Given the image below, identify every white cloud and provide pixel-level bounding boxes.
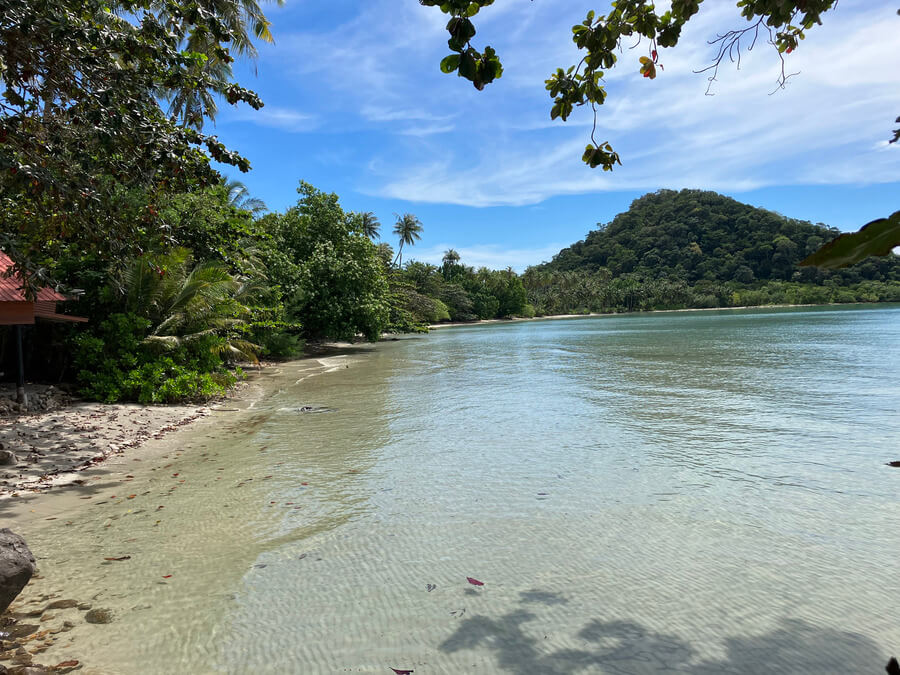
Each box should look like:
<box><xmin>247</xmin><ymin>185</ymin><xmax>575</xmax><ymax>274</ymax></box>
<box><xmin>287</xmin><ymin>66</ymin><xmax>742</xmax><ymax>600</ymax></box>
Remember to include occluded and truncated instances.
<box><xmin>228</xmin><ymin>105</ymin><xmax>318</xmax><ymax>132</ymax></box>
<box><xmin>361</xmin><ymin>0</ymin><xmax>899</xmax><ymax>206</ymax></box>
<box><xmin>408</xmin><ymin>242</ymin><xmax>568</xmax><ymax>272</ymax></box>
<box><xmin>256</xmin><ymin>0</ymin><xmax>900</xmax><ymax>207</ymax></box>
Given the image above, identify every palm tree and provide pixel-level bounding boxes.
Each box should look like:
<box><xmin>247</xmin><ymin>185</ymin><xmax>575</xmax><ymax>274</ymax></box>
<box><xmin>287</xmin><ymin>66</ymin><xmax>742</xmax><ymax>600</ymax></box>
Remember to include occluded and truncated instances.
<box><xmin>392</xmin><ymin>213</ymin><xmax>423</xmax><ymax>267</ymax></box>
<box><xmin>225</xmin><ymin>178</ymin><xmax>267</xmax><ymax>216</ymax></box>
<box><xmin>442</xmin><ymin>248</ymin><xmax>460</xmax><ymax>279</ymax></box>
<box><xmin>360</xmin><ymin>212</ymin><xmax>381</xmax><ymax>240</ymax></box>
<box><xmin>120</xmin><ymin>248</ymin><xmax>259</xmax><ymax>362</ymax></box>
<box><xmin>157</xmin><ymin>0</ymin><xmax>281</xmax><ymax>128</ymax></box>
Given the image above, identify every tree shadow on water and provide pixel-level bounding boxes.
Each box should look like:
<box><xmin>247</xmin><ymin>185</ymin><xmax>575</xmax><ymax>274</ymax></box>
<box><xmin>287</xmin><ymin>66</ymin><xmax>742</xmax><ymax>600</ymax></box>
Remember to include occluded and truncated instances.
<box><xmin>439</xmin><ymin>590</ymin><xmax>889</xmax><ymax>674</ymax></box>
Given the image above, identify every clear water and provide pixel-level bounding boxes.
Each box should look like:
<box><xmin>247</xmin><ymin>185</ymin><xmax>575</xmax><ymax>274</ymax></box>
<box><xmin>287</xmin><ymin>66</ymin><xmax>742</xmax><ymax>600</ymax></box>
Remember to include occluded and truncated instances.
<box><xmin>6</xmin><ymin>305</ymin><xmax>900</xmax><ymax>674</ymax></box>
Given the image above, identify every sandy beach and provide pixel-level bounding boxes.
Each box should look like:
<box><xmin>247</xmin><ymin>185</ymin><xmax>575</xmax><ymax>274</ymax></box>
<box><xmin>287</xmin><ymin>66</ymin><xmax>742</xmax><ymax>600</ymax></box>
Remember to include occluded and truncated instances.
<box><xmin>0</xmin><ymin>377</ymin><xmax>266</xmax><ymax>502</ymax></box>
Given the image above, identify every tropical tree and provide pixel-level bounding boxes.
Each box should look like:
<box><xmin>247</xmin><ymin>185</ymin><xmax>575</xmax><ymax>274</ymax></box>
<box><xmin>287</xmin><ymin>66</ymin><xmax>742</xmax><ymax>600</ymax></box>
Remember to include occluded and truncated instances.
<box><xmin>393</xmin><ymin>213</ymin><xmax>424</xmax><ymax>267</ymax></box>
<box><xmin>159</xmin><ymin>0</ymin><xmax>280</xmax><ymax>128</ymax></box>
<box><xmin>225</xmin><ymin>179</ymin><xmax>268</xmax><ymax>216</ymax></box>
<box><xmin>442</xmin><ymin>248</ymin><xmax>462</xmax><ymax>280</ymax></box>
<box><xmin>119</xmin><ymin>248</ymin><xmax>259</xmax><ymax>361</ymax></box>
<box><xmin>359</xmin><ymin>212</ymin><xmax>382</xmax><ymax>240</ymax></box>
<box><xmin>0</xmin><ymin>0</ymin><xmax>263</xmax><ymax>288</ymax></box>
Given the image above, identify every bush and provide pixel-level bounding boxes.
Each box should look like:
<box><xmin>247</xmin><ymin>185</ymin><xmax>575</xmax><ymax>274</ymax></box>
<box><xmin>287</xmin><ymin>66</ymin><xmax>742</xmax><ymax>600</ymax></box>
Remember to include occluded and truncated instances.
<box><xmin>71</xmin><ymin>312</ymin><xmax>238</xmax><ymax>403</ymax></box>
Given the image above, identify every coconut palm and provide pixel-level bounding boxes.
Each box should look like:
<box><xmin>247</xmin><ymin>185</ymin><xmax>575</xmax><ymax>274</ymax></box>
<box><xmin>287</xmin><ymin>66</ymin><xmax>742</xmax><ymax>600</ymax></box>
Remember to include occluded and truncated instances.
<box><xmin>120</xmin><ymin>248</ymin><xmax>259</xmax><ymax>362</ymax></box>
<box><xmin>225</xmin><ymin>178</ymin><xmax>267</xmax><ymax>216</ymax></box>
<box><xmin>392</xmin><ymin>213</ymin><xmax>423</xmax><ymax>267</ymax></box>
<box><xmin>360</xmin><ymin>212</ymin><xmax>381</xmax><ymax>240</ymax></box>
<box><xmin>156</xmin><ymin>0</ymin><xmax>281</xmax><ymax>128</ymax></box>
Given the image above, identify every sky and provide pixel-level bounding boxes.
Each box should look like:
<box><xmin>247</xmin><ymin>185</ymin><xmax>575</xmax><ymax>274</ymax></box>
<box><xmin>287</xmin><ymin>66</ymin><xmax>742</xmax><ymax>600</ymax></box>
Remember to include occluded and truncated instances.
<box><xmin>213</xmin><ymin>0</ymin><xmax>900</xmax><ymax>271</ymax></box>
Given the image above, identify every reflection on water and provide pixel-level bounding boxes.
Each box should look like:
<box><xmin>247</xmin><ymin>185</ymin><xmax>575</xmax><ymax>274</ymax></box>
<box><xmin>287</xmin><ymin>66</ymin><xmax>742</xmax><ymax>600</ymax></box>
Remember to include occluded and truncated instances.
<box><xmin>8</xmin><ymin>306</ymin><xmax>900</xmax><ymax>674</ymax></box>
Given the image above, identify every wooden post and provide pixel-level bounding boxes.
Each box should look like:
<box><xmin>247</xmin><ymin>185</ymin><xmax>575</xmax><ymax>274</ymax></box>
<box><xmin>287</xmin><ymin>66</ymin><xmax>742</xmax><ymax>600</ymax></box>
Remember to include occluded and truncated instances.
<box><xmin>14</xmin><ymin>325</ymin><xmax>26</xmax><ymax>408</ymax></box>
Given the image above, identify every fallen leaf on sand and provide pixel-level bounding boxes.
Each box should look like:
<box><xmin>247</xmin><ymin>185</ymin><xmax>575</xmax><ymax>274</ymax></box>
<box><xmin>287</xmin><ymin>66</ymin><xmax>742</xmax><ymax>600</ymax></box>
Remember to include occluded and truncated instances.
<box><xmin>55</xmin><ymin>660</ymin><xmax>79</xmax><ymax>669</ymax></box>
<box><xmin>127</xmin><ymin>494</ymin><xmax>136</xmax><ymax>499</ymax></box>
<box><xmin>104</xmin><ymin>556</ymin><xmax>131</xmax><ymax>561</ymax></box>
<box><xmin>162</xmin><ymin>575</ymin><xmax>173</xmax><ymax>579</ymax></box>
<box><xmin>467</xmin><ymin>577</ymin><xmax>484</xmax><ymax>586</ymax></box>
<box><xmin>390</xmin><ymin>669</ymin><xmax>414</xmax><ymax>674</ymax></box>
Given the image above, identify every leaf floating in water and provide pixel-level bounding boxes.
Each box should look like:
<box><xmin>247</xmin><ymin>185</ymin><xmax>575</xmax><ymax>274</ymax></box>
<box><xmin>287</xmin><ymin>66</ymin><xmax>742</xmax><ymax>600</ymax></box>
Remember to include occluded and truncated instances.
<box><xmin>104</xmin><ymin>556</ymin><xmax>131</xmax><ymax>561</ymax></box>
<box><xmin>466</xmin><ymin>577</ymin><xmax>484</xmax><ymax>586</ymax></box>
<box><xmin>390</xmin><ymin>669</ymin><xmax>414</xmax><ymax>674</ymax></box>
<box><xmin>162</xmin><ymin>574</ymin><xmax>173</xmax><ymax>579</ymax></box>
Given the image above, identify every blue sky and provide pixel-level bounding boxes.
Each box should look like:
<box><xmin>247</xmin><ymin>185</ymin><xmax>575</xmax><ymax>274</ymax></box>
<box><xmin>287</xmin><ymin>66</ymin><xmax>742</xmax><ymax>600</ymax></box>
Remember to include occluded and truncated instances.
<box><xmin>214</xmin><ymin>0</ymin><xmax>900</xmax><ymax>270</ymax></box>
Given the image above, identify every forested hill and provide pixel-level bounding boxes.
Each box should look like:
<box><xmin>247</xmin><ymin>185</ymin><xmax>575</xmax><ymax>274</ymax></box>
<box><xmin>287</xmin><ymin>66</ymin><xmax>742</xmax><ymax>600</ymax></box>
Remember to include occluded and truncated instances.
<box><xmin>541</xmin><ymin>189</ymin><xmax>900</xmax><ymax>284</ymax></box>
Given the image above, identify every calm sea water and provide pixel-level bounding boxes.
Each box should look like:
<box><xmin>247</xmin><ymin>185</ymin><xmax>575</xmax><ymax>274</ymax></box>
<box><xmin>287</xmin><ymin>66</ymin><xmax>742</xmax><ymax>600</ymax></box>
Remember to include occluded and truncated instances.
<box><xmin>9</xmin><ymin>305</ymin><xmax>900</xmax><ymax>674</ymax></box>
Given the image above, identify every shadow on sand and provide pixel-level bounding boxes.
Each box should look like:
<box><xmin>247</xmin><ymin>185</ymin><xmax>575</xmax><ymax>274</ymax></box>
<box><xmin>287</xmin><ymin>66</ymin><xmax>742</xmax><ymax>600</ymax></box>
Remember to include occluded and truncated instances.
<box><xmin>439</xmin><ymin>588</ymin><xmax>891</xmax><ymax>674</ymax></box>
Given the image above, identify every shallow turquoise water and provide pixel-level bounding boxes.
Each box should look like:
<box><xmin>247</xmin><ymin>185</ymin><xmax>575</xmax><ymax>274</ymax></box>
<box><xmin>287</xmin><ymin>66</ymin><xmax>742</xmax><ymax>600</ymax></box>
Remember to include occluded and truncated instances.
<box><xmin>10</xmin><ymin>305</ymin><xmax>900</xmax><ymax>673</ymax></box>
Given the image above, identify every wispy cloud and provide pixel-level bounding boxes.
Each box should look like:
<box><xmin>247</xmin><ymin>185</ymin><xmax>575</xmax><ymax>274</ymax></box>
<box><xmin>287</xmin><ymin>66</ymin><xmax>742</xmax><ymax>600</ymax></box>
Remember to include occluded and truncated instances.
<box><xmin>228</xmin><ymin>105</ymin><xmax>318</xmax><ymax>133</ymax></box>
<box><xmin>408</xmin><ymin>242</ymin><xmax>568</xmax><ymax>272</ymax></box>
<box><xmin>245</xmin><ymin>0</ymin><xmax>899</xmax><ymax>210</ymax></box>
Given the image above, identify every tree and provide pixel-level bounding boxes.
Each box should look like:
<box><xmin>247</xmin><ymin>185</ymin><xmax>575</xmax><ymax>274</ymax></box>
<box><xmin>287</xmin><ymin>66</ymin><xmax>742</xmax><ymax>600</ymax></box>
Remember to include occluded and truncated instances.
<box><xmin>225</xmin><ymin>179</ymin><xmax>268</xmax><ymax>217</ymax></box>
<box><xmin>393</xmin><ymin>213</ymin><xmax>424</xmax><ymax>267</ymax></box>
<box><xmin>266</xmin><ymin>182</ymin><xmax>389</xmax><ymax>341</ymax></box>
<box><xmin>163</xmin><ymin>0</ymin><xmax>279</xmax><ymax>128</ymax></box>
<box><xmin>0</xmin><ymin>0</ymin><xmax>264</xmax><ymax>288</ymax></box>
<box><xmin>359</xmin><ymin>212</ymin><xmax>382</xmax><ymax>240</ymax></box>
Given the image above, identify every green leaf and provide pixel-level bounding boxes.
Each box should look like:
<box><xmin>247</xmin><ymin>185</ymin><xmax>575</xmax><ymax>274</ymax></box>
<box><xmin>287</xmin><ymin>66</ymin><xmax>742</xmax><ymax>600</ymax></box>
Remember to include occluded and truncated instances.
<box><xmin>440</xmin><ymin>54</ymin><xmax>460</xmax><ymax>73</ymax></box>
<box><xmin>799</xmin><ymin>211</ymin><xmax>900</xmax><ymax>269</ymax></box>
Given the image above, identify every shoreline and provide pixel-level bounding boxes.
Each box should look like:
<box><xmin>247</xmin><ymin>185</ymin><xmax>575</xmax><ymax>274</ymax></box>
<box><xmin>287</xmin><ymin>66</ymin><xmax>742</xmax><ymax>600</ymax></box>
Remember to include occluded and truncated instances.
<box><xmin>427</xmin><ymin>301</ymin><xmax>885</xmax><ymax>329</ymax></box>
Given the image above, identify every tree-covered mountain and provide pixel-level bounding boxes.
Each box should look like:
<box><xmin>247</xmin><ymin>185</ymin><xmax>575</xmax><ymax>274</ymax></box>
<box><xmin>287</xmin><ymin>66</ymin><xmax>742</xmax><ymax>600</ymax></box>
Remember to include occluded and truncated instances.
<box><xmin>542</xmin><ymin>190</ymin><xmax>900</xmax><ymax>285</ymax></box>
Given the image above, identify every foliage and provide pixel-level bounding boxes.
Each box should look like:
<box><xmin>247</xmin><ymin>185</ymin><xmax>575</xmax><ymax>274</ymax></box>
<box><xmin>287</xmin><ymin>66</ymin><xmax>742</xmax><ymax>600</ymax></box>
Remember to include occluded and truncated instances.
<box><xmin>118</xmin><ymin>248</ymin><xmax>259</xmax><ymax>362</ymax></box>
<box><xmin>800</xmin><ymin>211</ymin><xmax>900</xmax><ymax>269</ymax></box>
<box><xmin>0</xmin><ymin>0</ymin><xmax>264</xmax><ymax>288</ymax></box>
<box><xmin>542</xmin><ymin>190</ymin><xmax>900</xmax><ymax>286</ymax></box>
<box><xmin>392</xmin><ymin>213</ymin><xmax>424</xmax><ymax>267</ymax></box>
<box><xmin>265</xmin><ymin>182</ymin><xmax>390</xmax><ymax>341</ymax></box>
<box><xmin>71</xmin><ymin>312</ymin><xmax>237</xmax><ymax>403</ymax></box>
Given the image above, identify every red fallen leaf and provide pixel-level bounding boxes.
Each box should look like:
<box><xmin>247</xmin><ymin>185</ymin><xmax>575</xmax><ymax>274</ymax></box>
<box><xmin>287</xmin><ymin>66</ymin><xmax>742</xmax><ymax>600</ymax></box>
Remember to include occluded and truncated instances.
<box><xmin>162</xmin><ymin>574</ymin><xmax>173</xmax><ymax>579</ymax></box>
<box><xmin>467</xmin><ymin>577</ymin><xmax>484</xmax><ymax>586</ymax></box>
<box><xmin>55</xmin><ymin>660</ymin><xmax>79</xmax><ymax>668</ymax></box>
<box><xmin>390</xmin><ymin>669</ymin><xmax>413</xmax><ymax>674</ymax></box>
<box><xmin>104</xmin><ymin>556</ymin><xmax>131</xmax><ymax>561</ymax></box>
<box><xmin>127</xmin><ymin>494</ymin><xmax>136</xmax><ymax>499</ymax></box>
<box><xmin>301</xmin><ymin>482</ymin><xmax>308</xmax><ymax>486</ymax></box>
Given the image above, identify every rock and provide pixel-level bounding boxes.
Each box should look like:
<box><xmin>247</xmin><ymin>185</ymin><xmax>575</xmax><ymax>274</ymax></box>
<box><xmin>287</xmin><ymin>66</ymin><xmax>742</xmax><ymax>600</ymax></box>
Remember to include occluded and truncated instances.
<box><xmin>44</xmin><ymin>600</ymin><xmax>77</xmax><ymax>611</ymax></box>
<box><xmin>76</xmin><ymin>604</ymin><xmax>91</xmax><ymax>611</ymax></box>
<box><xmin>0</xmin><ymin>451</ymin><xmax>16</xmax><ymax>467</ymax></box>
<box><xmin>0</xmin><ymin>531</ymin><xmax>35</xmax><ymax>615</ymax></box>
<box><xmin>8</xmin><ymin>667</ymin><xmax>50</xmax><ymax>675</ymax></box>
<box><xmin>84</xmin><ymin>608</ymin><xmax>112</xmax><ymax>624</ymax></box>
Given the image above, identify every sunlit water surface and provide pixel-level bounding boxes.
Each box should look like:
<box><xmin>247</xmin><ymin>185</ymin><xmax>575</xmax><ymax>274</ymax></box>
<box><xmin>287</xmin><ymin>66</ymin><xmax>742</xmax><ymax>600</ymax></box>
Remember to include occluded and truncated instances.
<box><xmin>8</xmin><ymin>305</ymin><xmax>900</xmax><ymax>674</ymax></box>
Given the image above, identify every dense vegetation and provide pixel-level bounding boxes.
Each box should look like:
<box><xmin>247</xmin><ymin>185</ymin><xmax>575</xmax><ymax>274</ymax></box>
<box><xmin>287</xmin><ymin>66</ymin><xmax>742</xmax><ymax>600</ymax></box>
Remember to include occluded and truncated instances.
<box><xmin>522</xmin><ymin>190</ymin><xmax>900</xmax><ymax>315</ymax></box>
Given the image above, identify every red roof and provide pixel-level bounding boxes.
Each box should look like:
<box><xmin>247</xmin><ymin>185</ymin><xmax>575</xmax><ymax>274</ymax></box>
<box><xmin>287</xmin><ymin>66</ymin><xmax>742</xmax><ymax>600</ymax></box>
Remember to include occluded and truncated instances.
<box><xmin>0</xmin><ymin>252</ymin><xmax>68</xmax><ymax>302</ymax></box>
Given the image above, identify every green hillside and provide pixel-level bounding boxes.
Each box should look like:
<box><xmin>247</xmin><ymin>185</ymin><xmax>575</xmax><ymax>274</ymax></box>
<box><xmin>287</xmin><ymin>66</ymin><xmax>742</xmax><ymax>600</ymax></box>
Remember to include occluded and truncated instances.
<box><xmin>543</xmin><ymin>189</ymin><xmax>900</xmax><ymax>285</ymax></box>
